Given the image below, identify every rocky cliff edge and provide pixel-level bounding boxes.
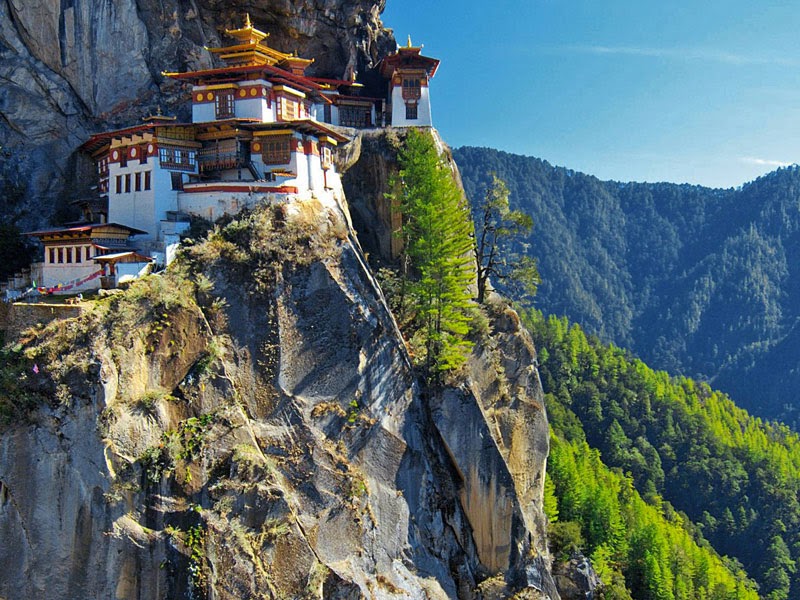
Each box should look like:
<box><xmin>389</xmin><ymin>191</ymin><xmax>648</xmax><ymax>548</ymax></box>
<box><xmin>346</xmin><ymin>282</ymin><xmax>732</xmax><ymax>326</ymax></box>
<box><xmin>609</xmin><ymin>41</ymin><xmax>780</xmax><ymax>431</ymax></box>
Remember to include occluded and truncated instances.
<box><xmin>0</xmin><ymin>182</ymin><xmax>558</xmax><ymax>598</ymax></box>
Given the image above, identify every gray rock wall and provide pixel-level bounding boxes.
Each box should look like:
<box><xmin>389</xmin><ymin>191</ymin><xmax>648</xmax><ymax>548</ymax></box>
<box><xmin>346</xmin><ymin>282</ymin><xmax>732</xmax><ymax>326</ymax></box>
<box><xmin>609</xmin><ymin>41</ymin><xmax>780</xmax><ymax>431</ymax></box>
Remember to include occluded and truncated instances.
<box><xmin>0</xmin><ymin>198</ymin><xmax>559</xmax><ymax>598</ymax></box>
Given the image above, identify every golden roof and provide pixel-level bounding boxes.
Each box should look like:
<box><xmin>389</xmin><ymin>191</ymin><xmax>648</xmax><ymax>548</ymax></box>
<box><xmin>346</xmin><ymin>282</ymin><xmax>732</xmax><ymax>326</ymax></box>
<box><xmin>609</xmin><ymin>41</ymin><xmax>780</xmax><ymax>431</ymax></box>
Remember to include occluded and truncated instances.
<box><xmin>206</xmin><ymin>14</ymin><xmax>294</xmax><ymax>67</ymax></box>
<box><xmin>224</xmin><ymin>14</ymin><xmax>269</xmax><ymax>45</ymax></box>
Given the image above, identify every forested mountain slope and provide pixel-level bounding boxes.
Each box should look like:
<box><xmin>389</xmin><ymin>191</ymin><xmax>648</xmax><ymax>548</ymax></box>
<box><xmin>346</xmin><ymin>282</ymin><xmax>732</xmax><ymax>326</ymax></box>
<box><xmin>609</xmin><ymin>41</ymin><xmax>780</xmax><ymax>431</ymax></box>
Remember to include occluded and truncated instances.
<box><xmin>454</xmin><ymin>146</ymin><xmax>800</xmax><ymax>426</ymax></box>
<box><xmin>525</xmin><ymin>309</ymin><xmax>800</xmax><ymax>600</ymax></box>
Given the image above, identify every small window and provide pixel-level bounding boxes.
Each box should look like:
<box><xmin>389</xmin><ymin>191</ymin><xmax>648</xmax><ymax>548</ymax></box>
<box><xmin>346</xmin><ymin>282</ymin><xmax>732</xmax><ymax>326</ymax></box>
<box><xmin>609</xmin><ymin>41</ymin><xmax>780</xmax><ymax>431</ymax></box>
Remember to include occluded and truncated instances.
<box><xmin>339</xmin><ymin>106</ymin><xmax>371</xmax><ymax>128</ymax></box>
<box><xmin>75</xmin><ymin>247</ymin><xmax>82</xmax><ymax>263</ymax></box>
<box><xmin>215</xmin><ymin>90</ymin><xmax>235</xmax><ymax>119</ymax></box>
<box><xmin>66</xmin><ymin>247</ymin><xmax>72</xmax><ymax>263</ymax></box>
<box><xmin>86</xmin><ymin>247</ymin><xmax>92</xmax><ymax>261</ymax></box>
<box><xmin>405</xmin><ymin>103</ymin><xmax>418</xmax><ymax>120</ymax></box>
<box><xmin>125</xmin><ymin>174</ymin><xmax>131</xmax><ymax>193</ymax></box>
<box><xmin>115</xmin><ymin>175</ymin><xmax>122</xmax><ymax>194</ymax></box>
<box><xmin>57</xmin><ymin>248</ymin><xmax>64</xmax><ymax>264</ymax></box>
<box><xmin>49</xmin><ymin>248</ymin><xmax>55</xmax><ymax>264</ymax></box>
<box><xmin>402</xmin><ymin>77</ymin><xmax>421</xmax><ymax>100</ymax></box>
<box><xmin>135</xmin><ymin>172</ymin><xmax>141</xmax><ymax>192</ymax></box>
<box><xmin>144</xmin><ymin>170</ymin><xmax>151</xmax><ymax>190</ymax></box>
<box><xmin>281</xmin><ymin>97</ymin><xmax>298</xmax><ymax>121</ymax></box>
<box><xmin>323</xmin><ymin>104</ymin><xmax>332</xmax><ymax>124</ymax></box>
<box><xmin>262</xmin><ymin>136</ymin><xmax>292</xmax><ymax>165</ymax></box>
<box><xmin>171</xmin><ymin>172</ymin><xmax>183</xmax><ymax>190</ymax></box>
<box><xmin>120</xmin><ymin>152</ymin><xmax>127</xmax><ymax>168</ymax></box>
<box><xmin>321</xmin><ymin>146</ymin><xmax>333</xmax><ymax>169</ymax></box>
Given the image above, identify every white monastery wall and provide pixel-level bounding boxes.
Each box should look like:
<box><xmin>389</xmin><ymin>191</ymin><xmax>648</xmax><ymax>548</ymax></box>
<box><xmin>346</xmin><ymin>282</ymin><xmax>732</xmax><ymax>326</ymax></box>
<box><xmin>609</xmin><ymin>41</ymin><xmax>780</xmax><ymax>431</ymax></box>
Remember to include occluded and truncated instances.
<box><xmin>192</xmin><ymin>102</ymin><xmax>216</xmax><ymax>123</ymax></box>
<box><xmin>177</xmin><ymin>188</ymin><xmax>296</xmax><ymax>221</ymax></box>
<box><xmin>390</xmin><ymin>86</ymin><xmax>432</xmax><ymax>127</ymax></box>
<box><xmin>41</xmin><ymin>262</ymin><xmax>99</xmax><ymax>291</ymax></box>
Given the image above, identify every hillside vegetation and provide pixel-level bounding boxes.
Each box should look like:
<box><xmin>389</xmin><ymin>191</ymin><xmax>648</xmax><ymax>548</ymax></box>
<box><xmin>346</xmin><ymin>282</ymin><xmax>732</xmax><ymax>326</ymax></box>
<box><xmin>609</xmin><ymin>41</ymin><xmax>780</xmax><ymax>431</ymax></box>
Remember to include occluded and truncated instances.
<box><xmin>524</xmin><ymin>309</ymin><xmax>800</xmax><ymax>599</ymax></box>
<box><xmin>455</xmin><ymin>146</ymin><xmax>800</xmax><ymax>426</ymax></box>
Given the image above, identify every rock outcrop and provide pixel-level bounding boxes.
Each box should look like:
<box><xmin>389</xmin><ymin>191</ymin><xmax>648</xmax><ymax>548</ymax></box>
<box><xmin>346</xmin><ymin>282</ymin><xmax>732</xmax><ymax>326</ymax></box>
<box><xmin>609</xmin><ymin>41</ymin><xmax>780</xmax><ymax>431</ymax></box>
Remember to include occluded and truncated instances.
<box><xmin>553</xmin><ymin>555</ymin><xmax>602</xmax><ymax>600</ymax></box>
<box><xmin>0</xmin><ymin>188</ymin><xmax>558</xmax><ymax>598</ymax></box>
<box><xmin>0</xmin><ymin>0</ymin><xmax>395</xmax><ymax>226</ymax></box>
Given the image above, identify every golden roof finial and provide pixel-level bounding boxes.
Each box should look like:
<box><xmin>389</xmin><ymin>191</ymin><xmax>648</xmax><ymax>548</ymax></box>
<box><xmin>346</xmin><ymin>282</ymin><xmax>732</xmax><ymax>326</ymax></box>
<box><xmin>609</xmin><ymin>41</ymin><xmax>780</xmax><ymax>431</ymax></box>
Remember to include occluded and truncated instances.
<box><xmin>245</xmin><ymin>13</ymin><xmax>252</xmax><ymax>28</ymax></box>
<box><xmin>407</xmin><ymin>35</ymin><xmax>412</xmax><ymax>48</ymax></box>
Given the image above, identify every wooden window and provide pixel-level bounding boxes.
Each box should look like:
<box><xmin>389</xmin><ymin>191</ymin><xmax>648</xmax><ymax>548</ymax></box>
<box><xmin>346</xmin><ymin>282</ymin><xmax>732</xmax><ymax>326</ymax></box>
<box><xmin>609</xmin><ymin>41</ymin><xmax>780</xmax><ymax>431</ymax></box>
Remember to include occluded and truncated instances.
<box><xmin>171</xmin><ymin>172</ymin><xmax>183</xmax><ymax>190</ymax></box>
<box><xmin>261</xmin><ymin>136</ymin><xmax>292</xmax><ymax>165</ymax></box>
<box><xmin>321</xmin><ymin>146</ymin><xmax>333</xmax><ymax>169</ymax></box>
<box><xmin>281</xmin><ymin>97</ymin><xmax>298</xmax><ymax>121</ymax></box>
<box><xmin>323</xmin><ymin>104</ymin><xmax>332</xmax><ymax>123</ymax></box>
<box><xmin>144</xmin><ymin>170</ymin><xmax>151</xmax><ymax>190</ymax></box>
<box><xmin>65</xmin><ymin>247</ymin><xmax>72</xmax><ymax>263</ymax></box>
<box><xmin>405</xmin><ymin>103</ymin><xmax>418</xmax><ymax>120</ymax></box>
<box><xmin>120</xmin><ymin>152</ymin><xmax>127</xmax><ymax>168</ymax></box>
<box><xmin>134</xmin><ymin>172</ymin><xmax>141</xmax><ymax>192</ymax></box>
<box><xmin>159</xmin><ymin>147</ymin><xmax>196</xmax><ymax>171</ymax></box>
<box><xmin>57</xmin><ymin>248</ymin><xmax>63</xmax><ymax>264</ymax></box>
<box><xmin>215</xmin><ymin>89</ymin><xmax>235</xmax><ymax>119</ymax></box>
<box><xmin>402</xmin><ymin>77</ymin><xmax>421</xmax><ymax>100</ymax></box>
<box><xmin>75</xmin><ymin>247</ymin><xmax>82</xmax><ymax>263</ymax></box>
<box><xmin>86</xmin><ymin>247</ymin><xmax>92</xmax><ymax>261</ymax></box>
<box><xmin>198</xmin><ymin>139</ymin><xmax>240</xmax><ymax>171</ymax></box>
<box><xmin>124</xmin><ymin>174</ymin><xmax>131</xmax><ymax>193</ymax></box>
<box><xmin>339</xmin><ymin>105</ymin><xmax>371</xmax><ymax>128</ymax></box>
<box><xmin>49</xmin><ymin>248</ymin><xmax>55</xmax><ymax>264</ymax></box>
<box><xmin>115</xmin><ymin>176</ymin><xmax>122</xmax><ymax>194</ymax></box>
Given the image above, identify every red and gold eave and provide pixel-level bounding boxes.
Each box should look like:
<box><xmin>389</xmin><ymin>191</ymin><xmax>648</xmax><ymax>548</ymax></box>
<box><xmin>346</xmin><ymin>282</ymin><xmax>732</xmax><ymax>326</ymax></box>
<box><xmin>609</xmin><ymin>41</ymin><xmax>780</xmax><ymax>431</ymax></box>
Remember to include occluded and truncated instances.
<box><xmin>378</xmin><ymin>42</ymin><xmax>440</xmax><ymax>80</ymax></box>
<box><xmin>162</xmin><ymin>15</ymin><xmax>321</xmax><ymax>96</ymax></box>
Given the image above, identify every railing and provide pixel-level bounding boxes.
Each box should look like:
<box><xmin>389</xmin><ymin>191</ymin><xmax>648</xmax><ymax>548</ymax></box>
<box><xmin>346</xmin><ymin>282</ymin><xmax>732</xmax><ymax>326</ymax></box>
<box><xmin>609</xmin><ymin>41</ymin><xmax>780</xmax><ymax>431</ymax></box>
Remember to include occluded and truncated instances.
<box><xmin>198</xmin><ymin>148</ymin><xmax>247</xmax><ymax>172</ymax></box>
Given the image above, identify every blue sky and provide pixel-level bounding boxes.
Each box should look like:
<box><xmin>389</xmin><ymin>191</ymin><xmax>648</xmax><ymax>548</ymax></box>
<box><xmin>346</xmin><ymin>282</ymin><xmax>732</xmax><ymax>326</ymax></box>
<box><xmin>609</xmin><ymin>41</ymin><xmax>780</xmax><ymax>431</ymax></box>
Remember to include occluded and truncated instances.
<box><xmin>382</xmin><ymin>1</ymin><xmax>800</xmax><ymax>188</ymax></box>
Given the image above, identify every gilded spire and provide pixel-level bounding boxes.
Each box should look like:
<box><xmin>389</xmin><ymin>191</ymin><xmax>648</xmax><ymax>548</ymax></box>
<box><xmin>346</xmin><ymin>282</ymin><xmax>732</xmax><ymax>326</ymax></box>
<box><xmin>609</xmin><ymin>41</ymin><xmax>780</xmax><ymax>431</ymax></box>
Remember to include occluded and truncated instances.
<box><xmin>407</xmin><ymin>35</ymin><xmax>412</xmax><ymax>48</ymax></box>
<box><xmin>224</xmin><ymin>14</ymin><xmax>269</xmax><ymax>45</ymax></box>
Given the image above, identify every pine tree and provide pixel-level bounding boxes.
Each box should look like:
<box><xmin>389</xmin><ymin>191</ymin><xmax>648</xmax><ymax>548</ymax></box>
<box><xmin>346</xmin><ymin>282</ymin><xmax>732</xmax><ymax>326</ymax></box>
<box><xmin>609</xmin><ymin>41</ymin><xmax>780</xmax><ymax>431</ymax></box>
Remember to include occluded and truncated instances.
<box><xmin>473</xmin><ymin>174</ymin><xmax>539</xmax><ymax>304</ymax></box>
<box><xmin>394</xmin><ymin>129</ymin><xmax>476</xmax><ymax>376</ymax></box>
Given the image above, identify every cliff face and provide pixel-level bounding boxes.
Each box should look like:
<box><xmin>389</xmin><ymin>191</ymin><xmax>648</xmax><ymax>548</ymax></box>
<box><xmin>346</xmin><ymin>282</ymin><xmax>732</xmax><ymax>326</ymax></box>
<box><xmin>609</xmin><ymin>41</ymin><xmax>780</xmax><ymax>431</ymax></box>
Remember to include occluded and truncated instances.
<box><xmin>0</xmin><ymin>0</ymin><xmax>395</xmax><ymax>225</ymax></box>
<box><xmin>0</xmin><ymin>188</ymin><xmax>558</xmax><ymax>598</ymax></box>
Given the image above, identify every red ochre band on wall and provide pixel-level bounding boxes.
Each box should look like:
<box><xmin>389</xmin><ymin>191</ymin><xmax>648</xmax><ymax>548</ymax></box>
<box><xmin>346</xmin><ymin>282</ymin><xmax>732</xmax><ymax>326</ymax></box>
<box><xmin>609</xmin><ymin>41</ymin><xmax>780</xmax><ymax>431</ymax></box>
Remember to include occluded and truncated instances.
<box><xmin>181</xmin><ymin>185</ymin><xmax>299</xmax><ymax>194</ymax></box>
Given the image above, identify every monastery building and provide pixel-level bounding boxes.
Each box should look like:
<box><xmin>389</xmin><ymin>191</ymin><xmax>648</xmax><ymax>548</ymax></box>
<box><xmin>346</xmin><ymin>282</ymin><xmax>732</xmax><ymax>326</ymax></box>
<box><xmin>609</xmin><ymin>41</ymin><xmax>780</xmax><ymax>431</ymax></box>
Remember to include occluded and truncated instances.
<box><xmin>10</xmin><ymin>17</ymin><xmax>439</xmax><ymax>296</ymax></box>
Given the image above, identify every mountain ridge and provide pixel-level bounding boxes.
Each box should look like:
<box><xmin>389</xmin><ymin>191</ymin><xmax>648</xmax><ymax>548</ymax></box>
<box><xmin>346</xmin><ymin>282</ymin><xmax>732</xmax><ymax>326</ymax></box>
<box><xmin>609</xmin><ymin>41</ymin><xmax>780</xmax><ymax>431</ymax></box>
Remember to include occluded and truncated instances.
<box><xmin>454</xmin><ymin>145</ymin><xmax>800</xmax><ymax>426</ymax></box>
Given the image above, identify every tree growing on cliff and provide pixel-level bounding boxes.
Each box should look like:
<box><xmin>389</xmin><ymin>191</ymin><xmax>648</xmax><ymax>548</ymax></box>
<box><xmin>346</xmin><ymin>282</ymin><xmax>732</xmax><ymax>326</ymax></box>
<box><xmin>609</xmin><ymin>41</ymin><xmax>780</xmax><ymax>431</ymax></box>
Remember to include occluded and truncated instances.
<box><xmin>473</xmin><ymin>174</ymin><xmax>539</xmax><ymax>304</ymax></box>
<box><xmin>393</xmin><ymin>129</ymin><xmax>476</xmax><ymax>376</ymax></box>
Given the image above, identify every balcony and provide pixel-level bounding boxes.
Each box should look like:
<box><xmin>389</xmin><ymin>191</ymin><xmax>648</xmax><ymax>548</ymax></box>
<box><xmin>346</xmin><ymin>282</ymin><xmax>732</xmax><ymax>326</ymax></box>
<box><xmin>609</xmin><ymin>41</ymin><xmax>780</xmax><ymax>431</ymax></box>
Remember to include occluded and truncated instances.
<box><xmin>198</xmin><ymin>148</ymin><xmax>247</xmax><ymax>172</ymax></box>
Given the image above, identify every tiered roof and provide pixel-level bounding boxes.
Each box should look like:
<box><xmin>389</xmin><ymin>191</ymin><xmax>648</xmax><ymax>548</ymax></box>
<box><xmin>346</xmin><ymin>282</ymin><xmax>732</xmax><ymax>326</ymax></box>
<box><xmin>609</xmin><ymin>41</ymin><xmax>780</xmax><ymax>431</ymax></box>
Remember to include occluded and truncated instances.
<box><xmin>378</xmin><ymin>37</ymin><xmax>440</xmax><ymax>79</ymax></box>
<box><xmin>162</xmin><ymin>14</ymin><xmax>324</xmax><ymax>98</ymax></box>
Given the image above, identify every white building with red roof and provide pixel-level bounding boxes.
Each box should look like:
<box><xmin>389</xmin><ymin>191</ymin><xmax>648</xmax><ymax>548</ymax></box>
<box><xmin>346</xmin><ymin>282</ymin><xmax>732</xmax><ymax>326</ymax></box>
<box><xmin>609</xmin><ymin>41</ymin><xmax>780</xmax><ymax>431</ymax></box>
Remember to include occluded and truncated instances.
<box><xmin>8</xmin><ymin>17</ymin><xmax>440</xmax><ymax>296</ymax></box>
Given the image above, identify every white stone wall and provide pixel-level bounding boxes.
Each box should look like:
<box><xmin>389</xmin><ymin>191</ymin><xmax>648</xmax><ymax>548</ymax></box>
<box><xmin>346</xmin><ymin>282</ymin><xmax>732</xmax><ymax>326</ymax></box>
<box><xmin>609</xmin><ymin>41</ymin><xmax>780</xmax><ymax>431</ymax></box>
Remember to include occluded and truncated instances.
<box><xmin>390</xmin><ymin>85</ymin><xmax>432</xmax><ymax>127</ymax></box>
<box><xmin>306</xmin><ymin>151</ymin><xmax>326</xmax><ymax>193</ymax></box>
<box><xmin>293</xmin><ymin>140</ymin><xmax>309</xmax><ymax>191</ymax></box>
<box><xmin>41</xmin><ymin>262</ymin><xmax>101</xmax><ymax>292</ymax></box>
<box><xmin>108</xmin><ymin>162</ymin><xmax>180</xmax><ymax>240</ymax></box>
<box><xmin>235</xmin><ymin>97</ymin><xmax>272</xmax><ymax>121</ymax></box>
<box><xmin>177</xmin><ymin>188</ymin><xmax>297</xmax><ymax>221</ymax></box>
<box><xmin>192</xmin><ymin>102</ymin><xmax>216</xmax><ymax>123</ymax></box>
